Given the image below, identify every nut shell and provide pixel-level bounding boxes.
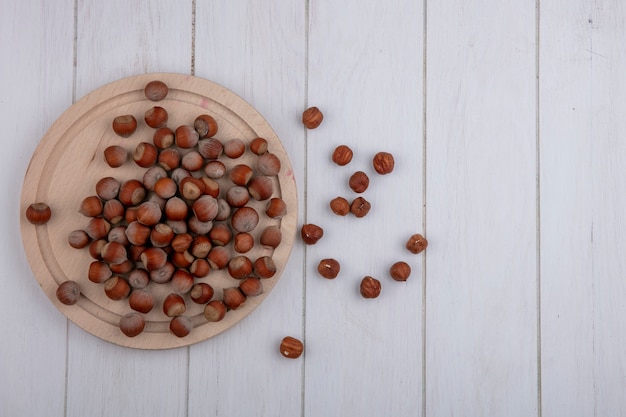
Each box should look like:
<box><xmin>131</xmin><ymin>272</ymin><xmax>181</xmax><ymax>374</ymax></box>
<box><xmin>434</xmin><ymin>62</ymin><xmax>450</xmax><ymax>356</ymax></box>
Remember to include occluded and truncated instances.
<box><xmin>112</xmin><ymin>115</ymin><xmax>137</xmax><ymax>137</ymax></box>
<box><xmin>56</xmin><ymin>280</ymin><xmax>81</xmax><ymax>305</ymax></box>
<box><xmin>119</xmin><ymin>313</ymin><xmax>145</xmax><ymax>337</ymax></box>
<box><xmin>170</xmin><ymin>316</ymin><xmax>193</xmax><ymax>338</ymax></box>
<box><xmin>144</xmin><ymin>80</ymin><xmax>168</xmax><ymax>101</ymax></box>
<box><xmin>144</xmin><ymin>106</ymin><xmax>168</xmax><ymax>128</ymax></box>
<box><xmin>25</xmin><ymin>202</ymin><xmax>52</xmax><ymax>225</ymax></box>
<box><xmin>128</xmin><ymin>289</ymin><xmax>155</xmax><ymax>313</ymax></box>
<box><xmin>203</xmin><ymin>300</ymin><xmax>226</xmax><ymax>322</ymax></box>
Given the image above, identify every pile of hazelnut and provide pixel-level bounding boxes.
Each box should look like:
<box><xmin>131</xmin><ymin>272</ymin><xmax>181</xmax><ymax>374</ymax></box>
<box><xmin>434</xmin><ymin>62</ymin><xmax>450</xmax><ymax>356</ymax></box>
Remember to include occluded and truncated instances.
<box><xmin>26</xmin><ymin>80</ymin><xmax>288</xmax><ymax>339</ymax></box>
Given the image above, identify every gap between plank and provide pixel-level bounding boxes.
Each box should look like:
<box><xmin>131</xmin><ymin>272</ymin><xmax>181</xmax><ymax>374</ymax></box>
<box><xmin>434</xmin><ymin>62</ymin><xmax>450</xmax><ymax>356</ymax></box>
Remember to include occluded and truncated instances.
<box><xmin>190</xmin><ymin>0</ymin><xmax>196</xmax><ymax>76</ymax></box>
<box><xmin>421</xmin><ymin>1</ymin><xmax>428</xmax><ymax>417</ymax></box>
<box><xmin>535</xmin><ymin>1</ymin><xmax>543</xmax><ymax>416</ymax></box>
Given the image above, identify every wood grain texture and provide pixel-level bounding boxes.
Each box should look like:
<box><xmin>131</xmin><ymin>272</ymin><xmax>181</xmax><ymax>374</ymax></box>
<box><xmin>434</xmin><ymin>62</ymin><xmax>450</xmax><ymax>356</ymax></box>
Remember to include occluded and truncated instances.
<box><xmin>190</xmin><ymin>2</ymin><xmax>307</xmax><ymax>416</ymax></box>
<box><xmin>1</xmin><ymin>1</ymin><xmax>74</xmax><ymax>417</ymax></box>
<box><xmin>539</xmin><ymin>2</ymin><xmax>595</xmax><ymax>415</ymax></box>
<box><xmin>426</xmin><ymin>2</ymin><xmax>538</xmax><ymax>416</ymax></box>
<box><xmin>66</xmin><ymin>2</ymin><xmax>194</xmax><ymax>417</ymax></box>
<box><xmin>306</xmin><ymin>1</ymin><xmax>424</xmax><ymax>416</ymax></box>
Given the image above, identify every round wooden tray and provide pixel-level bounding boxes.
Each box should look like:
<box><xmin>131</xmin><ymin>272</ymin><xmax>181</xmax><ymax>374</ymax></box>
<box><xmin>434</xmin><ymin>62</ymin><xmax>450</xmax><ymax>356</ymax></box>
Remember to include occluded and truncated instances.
<box><xmin>20</xmin><ymin>73</ymin><xmax>297</xmax><ymax>349</ymax></box>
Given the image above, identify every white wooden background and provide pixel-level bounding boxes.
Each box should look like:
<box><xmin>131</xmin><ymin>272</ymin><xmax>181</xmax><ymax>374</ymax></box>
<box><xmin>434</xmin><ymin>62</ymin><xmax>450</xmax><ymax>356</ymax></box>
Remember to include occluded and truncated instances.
<box><xmin>2</xmin><ymin>1</ymin><xmax>625</xmax><ymax>416</ymax></box>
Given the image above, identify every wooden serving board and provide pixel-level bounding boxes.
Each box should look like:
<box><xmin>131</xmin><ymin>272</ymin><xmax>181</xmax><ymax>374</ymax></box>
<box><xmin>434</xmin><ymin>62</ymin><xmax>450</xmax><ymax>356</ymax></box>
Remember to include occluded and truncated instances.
<box><xmin>19</xmin><ymin>73</ymin><xmax>297</xmax><ymax>349</ymax></box>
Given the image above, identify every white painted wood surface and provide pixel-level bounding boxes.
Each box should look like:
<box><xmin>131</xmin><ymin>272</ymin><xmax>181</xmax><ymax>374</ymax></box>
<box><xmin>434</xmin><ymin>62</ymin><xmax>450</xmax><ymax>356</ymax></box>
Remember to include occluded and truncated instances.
<box><xmin>3</xmin><ymin>1</ymin><xmax>626</xmax><ymax>416</ymax></box>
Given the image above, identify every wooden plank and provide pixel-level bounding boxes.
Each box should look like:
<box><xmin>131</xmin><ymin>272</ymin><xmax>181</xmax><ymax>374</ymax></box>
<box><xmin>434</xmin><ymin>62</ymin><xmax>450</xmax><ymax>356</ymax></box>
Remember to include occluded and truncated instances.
<box><xmin>305</xmin><ymin>1</ymin><xmax>424</xmax><ymax>416</ymax></box>
<box><xmin>190</xmin><ymin>2</ymin><xmax>307</xmax><ymax>416</ymax></box>
<box><xmin>425</xmin><ymin>2</ymin><xmax>538</xmax><ymax>416</ymax></box>
<box><xmin>2</xmin><ymin>1</ymin><xmax>74</xmax><ymax>417</ymax></box>
<box><xmin>539</xmin><ymin>2</ymin><xmax>595</xmax><ymax>415</ymax></box>
<box><xmin>65</xmin><ymin>2</ymin><xmax>193</xmax><ymax>416</ymax></box>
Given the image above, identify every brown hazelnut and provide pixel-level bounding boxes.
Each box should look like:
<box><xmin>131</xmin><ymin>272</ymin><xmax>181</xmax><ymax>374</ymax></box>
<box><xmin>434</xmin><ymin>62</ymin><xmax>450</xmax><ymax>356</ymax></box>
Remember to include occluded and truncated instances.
<box><xmin>350</xmin><ymin>197</ymin><xmax>371</xmax><ymax>218</ymax></box>
<box><xmin>209</xmin><ymin>223</ymin><xmax>232</xmax><ymax>246</ymax></box>
<box><xmin>103</xmin><ymin>145</ymin><xmax>127</xmax><ymax>168</ymax></box>
<box><xmin>229</xmin><ymin>164</ymin><xmax>254</xmax><ymax>186</ymax></box>
<box><xmin>194</xmin><ymin>114</ymin><xmax>218</xmax><ymax>138</ymax></box>
<box><xmin>248</xmin><ymin>176</ymin><xmax>274</xmax><ymax>201</ymax></box>
<box><xmin>204</xmin><ymin>160</ymin><xmax>226</xmax><ymax>179</ymax></box>
<box><xmin>68</xmin><ymin>230</ymin><xmax>90</xmax><ymax>249</ymax></box>
<box><xmin>301</xmin><ymin>224</ymin><xmax>323</xmax><ymax>244</ymax></box>
<box><xmin>254</xmin><ymin>256</ymin><xmax>277</xmax><ymax>279</ymax></box>
<box><xmin>390</xmin><ymin>261</ymin><xmax>412</xmax><ymax>281</ymax></box>
<box><xmin>136</xmin><ymin>201</ymin><xmax>162</xmax><ymax>226</ymax></box>
<box><xmin>78</xmin><ymin>196</ymin><xmax>103</xmax><ymax>217</ymax></box>
<box><xmin>360</xmin><ymin>276</ymin><xmax>381</xmax><ymax>298</ymax></box>
<box><xmin>207</xmin><ymin>246</ymin><xmax>230</xmax><ymax>270</ymax></box>
<box><xmin>144</xmin><ymin>80</ymin><xmax>168</xmax><ymax>101</ymax></box>
<box><xmin>302</xmin><ymin>106</ymin><xmax>323</xmax><ymax>129</ymax></box>
<box><xmin>118</xmin><ymin>179</ymin><xmax>146</xmax><ymax>206</ymax></box>
<box><xmin>128</xmin><ymin>289</ymin><xmax>154</xmax><ymax>313</ymax></box>
<box><xmin>56</xmin><ymin>280</ymin><xmax>81</xmax><ymax>305</ymax></box>
<box><xmin>152</xmin><ymin>126</ymin><xmax>175</xmax><ymax>149</ymax></box>
<box><xmin>256</xmin><ymin>152</ymin><xmax>281</xmax><ymax>176</ymax></box>
<box><xmin>317</xmin><ymin>258</ymin><xmax>340</xmax><ymax>279</ymax></box>
<box><xmin>228</xmin><ymin>255</ymin><xmax>253</xmax><ymax>279</ymax></box>
<box><xmin>104</xmin><ymin>276</ymin><xmax>131</xmax><ymax>301</ymax></box>
<box><xmin>203</xmin><ymin>300</ymin><xmax>226</xmax><ymax>322</ymax></box>
<box><xmin>259</xmin><ymin>225</ymin><xmax>282</xmax><ymax>249</ymax></box>
<box><xmin>190</xmin><ymin>258</ymin><xmax>211</xmax><ymax>278</ymax></box>
<box><xmin>406</xmin><ymin>233</ymin><xmax>428</xmax><ymax>254</ymax></box>
<box><xmin>180</xmin><ymin>176</ymin><xmax>206</xmax><ymax>201</ymax></box>
<box><xmin>349</xmin><ymin>171</ymin><xmax>369</xmax><ymax>193</ymax></box>
<box><xmin>234</xmin><ymin>232</ymin><xmax>254</xmax><ymax>253</ymax></box>
<box><xmin>265</xmin><ymin>197</ymin><xmax>287</xmax><ymax>219</ymax></box>
<box><xmin>103</xmin><ymin>199</ymin><xmax>125</xmax><ymax>224</ymax></box>
<box><xmin>190</xmin><ymin>235</ymin><xmax>212</xmax><ymax>258</ymax></box>
<box><xmin>171</xmin><ymin>269</ymin><xmax>194</xmax><ymax>295</ymax></box>
<box><xmin>119</xmin><ymin>313</ymin><xmax>145</xmax><ymax>337</ymax></box>
<box><xmin>175</xmin><ymin>125</ymin><xmax>200</xmax><ymax>148</ymax></box>
<box><xmin>150</xmin><ymin>261</ymin><xmax>175</xmax><ymax>283</ymax></box>
<box><xmin>231</xmin><ymin>206</ymin><xmax>259</xmax><ymax>233</ymax></box>
<box><xmin>170</xmin><ymin>316</ymin><xmax>193</xmax><ymax>338</ymax></box>
<box><xmin>280</xmin><ymin>336</ymin><xmax>304</xmax><ymax>358</ymax></box>
<box><xmin>181</xmin><ymin>150</ymin><xmax>204</xmax><ymax>172</ymax></box>
<box><xmin>329</xmin><ymin>197</ymin><xmax>350</xmax><ymax>216</ymax></box>
<box><xmin>226</xmin><ymin>186</ymin><xmax>250</xmax><ymax>208</ymax></box>
<box><xmin>95</xmin><ymin>177</ymin><xmax>121</xmax><ymax>200</ymax></box>
<box><xmin>144</xmin><ymin>106</ymin><xmax>168</xmax><ymax>128</ymax></box>
<box><xmin>100</xmin><ymin>241</ymin><xmax>128</xmax><ymax>265</ymax></box>
<box><xmin>157</xmin><ymin>147</ymin><xmax>181</xmax><ymax>171</ymax></box>
<box><xmin>84</xmin><ymin>217</ymin><xmax>111</xmax><ymax>240</ymax></box>
<box><xmin>140</xmin><ymin>247</ymin><xmax>168</xmax><ymax>271</ymax></box>
<box><xmin>25</xmin><ymin>202</ymin><xmax>52</xmax><ymax>225</ymax></box>
<box><xmin>332</xmin><ymin>145</ymin><xmax>353</xmax><ymax>166</ymax></box>
<box><xmin>128</xmin><ymin>268</ymin><xmax>150</xmax><ymax>289</ymax></box>
<box><xmin>190</xmin><ymin>283</ymin><xmax>214</xmax><ymax>304</ymax></box>
<box><xmin>163</xmin><ymin>293</ymin><xmax>186</xmax><ymax>317</ymax></box>
<box><xmin>133</xmin><ymin>142</ymin><xmax>158</xmax><ymax>168</ymax></box>
<box><xmin>197</xmin><ymin>138</ymin><xmax>223</xmax><ymax>159</ymax></box>
<box><xmin>223</xmin><ymin>138</ymin><xmax>246</xmax><ymax>158</ymax></box>
<box><xmin>164</xmin><ymin>197</ymin><xmax>188</xmax><ymax>221</ymax></box>
<box><xmin>373</xmin><ymin>151</ymin><xmax>395</xmax><ymax>175</ymax></box>
<box><xmin>192</xmin><ymin>195</ymin><xmax>219</xmax><ymax>222</ymax></box>
<box><xmin>125</xmin><ymin>221</ymin><xmax>151</xmax><ymax>246</ymax></box>
<box><xmin>223</xmin><ymin>287</ymin><xmax>246</xmax><ymax>310</ymax></box>
<box><xmin>112</xmin><ymin>115</ymin><xmax>137</xmax><ymax>137</ymax></box>
<box><xmin>249</xmin><ymin>137</ymin><xmax>268</xmax><ymax>155</ymax></box>
<box><xmin>239</xmin><ymin>277</ymin><xmax>263</xmax><ymax>297</ymax></box>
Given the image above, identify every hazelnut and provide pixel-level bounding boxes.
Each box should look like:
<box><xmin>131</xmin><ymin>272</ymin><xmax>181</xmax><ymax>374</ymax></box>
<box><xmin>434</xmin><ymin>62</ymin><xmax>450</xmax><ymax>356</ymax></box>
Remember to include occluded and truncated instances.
<box><xmin>226</xmin><ymin>185</ymin><xmax>250</xmax><ymax>208</ymax></box>
<box><xmin>317</xmin><ymin>258</ymin><xmax>340</xmax><ymax>279</ymax></box>
<box><xmin>171</xmin><ymin>270</ymin><xmax>194</xmax><ymax>295</ymax></box>
<box><xmin>190</xmin><ymin>283</ymin><xmax>214</xmax><ymax>304</ymax></box>
<box><xmin>234</xmin><ymin>232</ymin><xmax>254</xmax><ymax>253</ymax></box>
<box><xmin>239</xmin><ymin>277</ymin><xmax>263</xmax><ymax>297</ymax></box>
<box><xmin>249</xmin><ymin>137</ymin><xmax>268</xmax><ymax>155</ymax></box>
<box><xmin>194</xmin><ymin>114</ymin><xmax>218</xmax><ymax>138</ymax></box>
<box><xmin>223</xmin><ymin>287</ymin><xmax>246</xmax><ymax>310</ymax></box>
<box><xmin>192</xmin><ymin>195</ymin><xmax>219</xmax><ymax>222</ymax></box>
<box><xmin>350</xmin><ymin>197</ymin><xmax>371</xmax><ymax>218</ymax></box>
<box><xmin>128</xmin><ymin>289</ymin><xmax>154</xmax><ymax>313</ymax></box>
<box><xmin>118</xmin><ymin>179</ymin><xmax>146</xmax><ymax>206</ymax></box>
<box><xmin>110</xmin><ymin>260</ymin><xmax>134</xmax><ymax>275</ymax></box>
<box><xmin>175</xmin><ymin>125</ymin><xmax>200</xmax><ymax>148</ymax></box>
<box><xmin>254</xmin><ymin>256</ymin><xmax>277</xmax><ymax>279</ymax></box>
<box><xmin>158</xmin><ymin>147</ymin><xmax>181</xmax><ymax>171</ymax></box>
<box><xmin>84</xmin><ymin>217</ymin><xmax>111</xmax><ymax>240</ymax></box>
<box><xmin>332</xmin><ymin>145</ymin><xmax>353</xmax><ymax>166</ymax></box>
<box><xmin>190</xmin><ymin>235</ymin><xmax>212</xmax><ymax>258</ymax></box>
<box><xmin>181</xmin><ymin>150</ymin><xmax>204</xmax><ymax>172</ymax></box>
<box><xmin>170</xmin><ymin>316</ymin><xmax>193</xmax><ymax>338</ymax></box>
<box><xmin>360</xmin><ymin>276</ymin><xmax>381</xmax><ymax>298</ymax></box>
<box><xmin>144</xmin><ymin>80</ymin><xmax>168</xmax><ymax>101</ymax></box>
<box><xmin>180</xmin><ymin>177</ymin><xmax>206</xmax><ymax>201</ymax></box>
<box><xmin>170</xmin><ymin>233</ymin><xmax>193</xmax><ymax>252</ymax></box>
<box><xmin>280</xmin><ymin>336</ymin><xmax>304</xmax><ymax>358</ymax></box>
<box><xmin>390</xmin><ymin>261</ymin><xmax>412</xmax><ymax>281</ymax></box>
<box><xmin>125</xmin><ymin>221</ymin><xmax>151</xmax><ymax>246</ymax></box>
<box><xmin>329</xmin><ymin>197</ymin><xmax>350</xmax><ymax>216</ymax></box>
<box><xmin>197</xmin><ymin>138</ymin><xmax>223</xmax><ymax>159</ymax></box>
<box><xmin>140</xmin><ymin>247</ymin><xmax>168</xmax><ymax>271</ymax></box>
<box><xmin>154</xmin><ymin>177</ymin><xmax>178</xmax><ymax>199</ymax></box>
<box><xmin>406</xmin><ymin>233</ymin><xmax>428</xmax><ymax>254</ymax></box>
<box><xmin>248</xmin><ymin>176</ymin><xmax>274</xmax><ymax>201</ymax></box>
<box><xmin>25</xmin><ymin>202</ymin><xmax>52</xmax><ymax>225</ymax></box>
<box><xmin>300</xmin><ymin>224</ymin><xmax>323</xmax><ymax>245</ymax></box>
<box><xmin>200</xmin><ymin>177</ymin><xmax>220</xmax><ymax>198</ymax></box>
<box><xmin>103</xmin><ymin>199</ymin><xmax>125</xmax><ymax>224</ymax></box>
<box><xmin>107</xmin><ymin>225</ymin><xmax>129</xmax><ymax>245</ymax></box>
<box><xmin>229</xmin><ymin>164</ymin><xmax>254</xmax><ymax>186</ymax></box>
<box><xmin>163</xmin><ymin>293</ymin><xmax>186</xmax><ymax>317</ymax></box>
<box><xmin>204</xmin><ymin>160</ymin><xmax>226</xmax><ymax>179</ymax></box>
<box><xmin>203</xmin><ymin>300</ymin><xmax>226</xmax><ymax>322</ymax></box>
<box><xmin>207</xmin><ymin>246</ymin><xmax>230</xmax><ymax>270</ymax></box>
<box><xmin>68</xmin><ymin>230</ymin><xmax>90</xmax><ymax>249</ymax></box>
<box><xmin>152</xmin><ymin>127</ymin><xmax>175</xmax><ymax>149</ymax></box>
<box><xmin>104</xmin><ymin>276</ymin><xmax>131</xmax><ymax>301</ymax></box>
<box><xmin>215</xmin><ymin>198</ymin><xmax>231</xmax><ymax>221</ymax></box>
<box><xmin>150</xmin><ymin>261</ymin><xmax>175</xmax><ymax>283</ymax></box>
<box><xmin>133</xmin><ymin>142</ymin><xmax>158</xmax><ymax>168</ymax></box>
<box><xmin>164</xmin><ymin>196</ymin><xmax>188</xmax><ymax>221</ymax></box>
<box><xmin>144</xmin><ymin>106</ymin><xmax>168</xmax><ymax>128</ymax></box>
<box><xmin>259</xmin><ymin>225</ymin><xmax>282</xmax><ymax>249</ymax></box>
<box><xmin>228</xmin><ymin>256</ymin><xmax>253</xmax><ymax>279</ymax></box>
<box><xmin>302</xmin><ymin>106</ymin><xmax>323</xmax><ymax>129</ymax></box>
<box><xmin>136</xmin><ymin>201</ymin><xmax>162</xmax><ymax>227</ymax></box>
<box><xmin>190</xmin><ymin>258</ymin><xmax>211</xmax><ymax>278</ymax></box>
<box><xmin>373</xmin><ymin>151</ymin><xmax>395</xmax><ymax>175</ymax></box>
<box><xmin>187</xmin><ymin>216</ymin><xmax>213</xmax><ymax>235</ymax></box>
<box><xmin>56</xmin><ymin>280</ymin><xmax>81</xmax><ymax>305</ymax></box>
<box><xmin>79</xmin><ymin>195</ymin><xmax>103</xmax><ymax>217</ymax></box>
<box><xmin>119</xmin><ymin>313</ymin><xmax>145</xmax><ymax>337</ymax></box>
<box><xmin>256</xmin><ymin>152</ymin><xmax>281</xmax><ymax>176</ymax></box>
<box><xmin>103</xmin><ymin>145</ymin><xmax>127</xmax><ymax>168</ymax></box>
<box><xmin>348</xmin><ymin>171</ymin><xmax>369</xmax><ymax>193</ymax></box>
<box><xmin>265</xmin><ymin>197</ymin><xmax>287</xmax><ymax>219</ymax></box>
<box><xmin>231</xmin><ymin>206</ymin><xmax>259</xmax><ymax>233</ymax></box>
<box><xmin>100</xmin><ymin>241</ymin><xmax>128</xmax><ymax>265</ymax></box>
<box><xmin>112</xmin><ymin>115</ymin><xmax>137</xmax><ymax>137</ymax></box>
<box><xmin>209</xmin><ymin>223</ymin><xmax>232</xmax><ymax>246</ymax></box>
<box><xmin>95</xmin><ymin>177</ymin><xmax>120</xmax><ymax>200</ymax></box>
<box><xmin>128</xmin><ymin>268</ymin><xmax>150</xmax><ymax>289</ymax></box>
<box><xmin>223</xmin><ymin>138</ymin><xmax>246</xmax><ymax>158</ymax></box>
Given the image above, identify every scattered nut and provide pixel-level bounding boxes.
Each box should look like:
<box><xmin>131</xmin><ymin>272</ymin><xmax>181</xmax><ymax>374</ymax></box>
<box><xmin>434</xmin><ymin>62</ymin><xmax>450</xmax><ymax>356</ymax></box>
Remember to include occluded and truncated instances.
<box><xmin>144</xmin><ymin>80</ymin><xmax>168</xmax><ymax>101</ymax></box>
<box><xmin>56</xmin><ymin>280</ymin><xmax>80</xmax><ymax>305</ymax></box>
<box><xmin>329</xmin><ymin>197</ymin><xmax>350</xmax><ymax>216</ymax></box>
<box><xmin>317</xmin><ymin>258</ymin><xmax>340</xmax><ymax>279</ymax></box>
<box><xmin>300</xmin><ymin>224</ymin><xmax>324</xmax><ymax>245</ymax></box>
<box><xmin>348</xmin><ymin>171</ymin><xmax>369</xmax><ymax>193</ymax></box>
<box><xmin>360</xmin><ymin>276</ymin><xmax>381</xmax><ymax>298</ymax></box>
<box><xmin>112</xmin><ymin>115</ymin><xmax>138</xmax><ymax>137</ymax></box>
<box><xmin>350</xmin><ymin>197</ymin><xmax>371</xmax><ymax>218</ymax></box>
<box><xmin>406</xmin><ymin>233</ymin><xmax>428</xmax><ymax>254</ymax></box>
<box><xmin>332</xmin><ymin>145</ymin><xmax>353</xmax><ymax>166</ymax></box>
<box><xmin>144</xmin><ymin>106</ymin><xmax>168</xmax><ymax>128</ymax></box>
<box><xmin>280</xmin><ymin>336</ymin><xmax>304</xmax><ymax>358</ymax></box>
<box><xmin>203</xmin><ymin>300</ymin><xmax>227</xmax><ymax>322</ymax></box>
<box><xmin>302</xmin><ymin>106</ymin><xmax>323</xmax><ymax>129</ymax></box>
<box><xmin>25</xmin><ymin>202</ymin><xmax>52</xmax><ymax>225</ymax></box>
<box><xmin>169</xmin><ymin>315</ymin><xmax>193</xmax><ymax>338</ymax></box>
<box><xmin>373</xmin><ymin>152</ymin><xmax>395</xmax><ymax>175</ymax></box>
<box><xmin>119</xmin><ymin>313</ymin><xmax>145</xmax><ymax>337</ymax></box>
<box><xmin>389</xmin><ymin>261</ymin><xmax>411</xmax><ymax>281</ymax></box>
